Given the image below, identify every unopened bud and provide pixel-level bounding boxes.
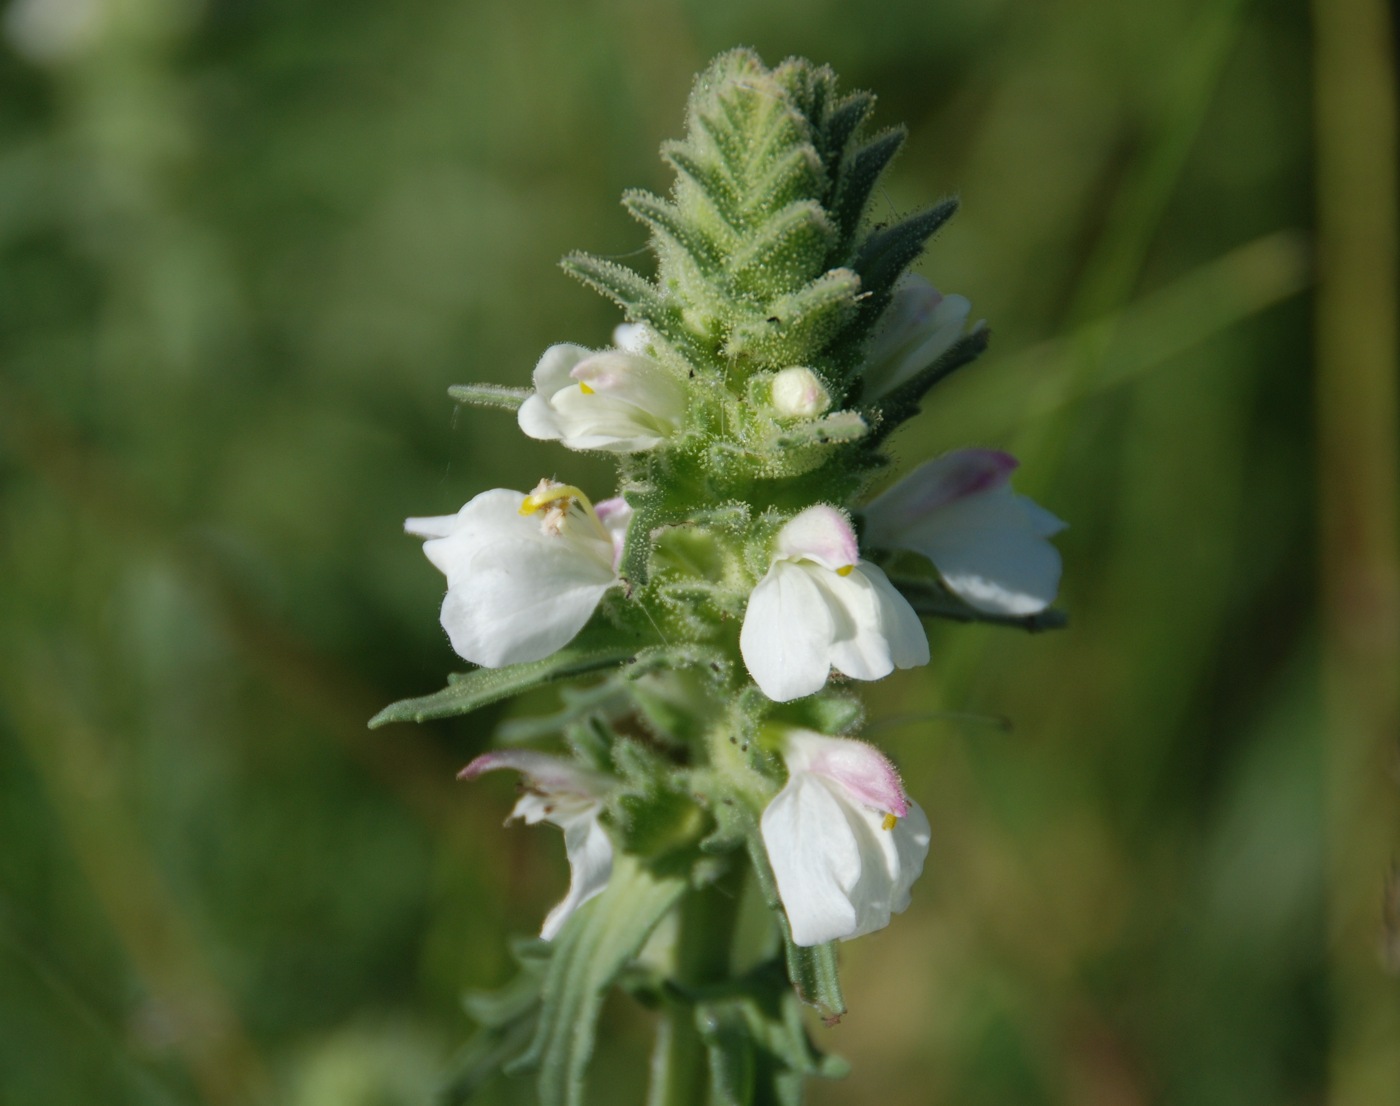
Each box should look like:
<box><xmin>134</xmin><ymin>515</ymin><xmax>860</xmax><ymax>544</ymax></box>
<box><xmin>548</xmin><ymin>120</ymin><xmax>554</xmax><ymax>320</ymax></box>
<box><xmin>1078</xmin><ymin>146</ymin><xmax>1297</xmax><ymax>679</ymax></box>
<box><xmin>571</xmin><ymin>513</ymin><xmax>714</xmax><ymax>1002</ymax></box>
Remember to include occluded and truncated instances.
<box><xmin>770</xmin><ymin>367</ymin><xmax>829</xmax><ymax>418</ymax></box>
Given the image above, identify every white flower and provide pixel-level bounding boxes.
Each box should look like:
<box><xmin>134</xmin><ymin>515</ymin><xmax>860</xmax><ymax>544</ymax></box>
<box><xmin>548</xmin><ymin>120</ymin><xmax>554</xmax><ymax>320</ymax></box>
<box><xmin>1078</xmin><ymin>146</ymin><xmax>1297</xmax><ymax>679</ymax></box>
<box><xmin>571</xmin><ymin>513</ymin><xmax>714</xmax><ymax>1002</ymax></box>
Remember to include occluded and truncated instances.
<box><xmin>863</xmin><ymin>274</ymin><xmax>974</xmax><ymax>399</ymax></box>
<box><xmin>862</xmin><ymin>449</ymin><xmax>1066</xmax><ymax>616</ymax></box>
<box><xmin>405</xmin><ymin>480</ymin><xmax>632</xmax><ymax>667</ymax></box>
<box><xmin>769</xmin><ymin>366</ymin><xmax>830</xmax><ymax>419</ymax></box>
<box><xmin>739</xmin><ymin>505</ymin><xmax>929</xmax><ymax>702</ymax></box>
<box><xmin>459</xmin><ymin>750</ymin><xmax>615</xmax><ymax>940</ymax></box>
<box><xmin>517</xmin><ymin>342</ymin><xmax>686</xmax><ymax>452</ymax></box>
<box><xmin>761</xmin><ymin>730</ymin><xmax>930</xmax><ymax>946</ymax></box>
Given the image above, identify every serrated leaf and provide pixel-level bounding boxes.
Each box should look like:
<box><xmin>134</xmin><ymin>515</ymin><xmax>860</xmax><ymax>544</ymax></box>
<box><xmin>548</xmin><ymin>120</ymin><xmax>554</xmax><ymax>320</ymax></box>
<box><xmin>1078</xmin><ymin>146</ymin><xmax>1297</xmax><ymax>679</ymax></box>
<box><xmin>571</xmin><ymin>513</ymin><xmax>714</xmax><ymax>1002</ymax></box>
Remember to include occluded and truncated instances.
<box><xmin>369</xmin><ymin>645</ymin><xmax>638</xmax><ymax>727</ymax></box>
<box><xmin>663</xmin><ymin>142</ymin><xmax>741</xmax><ymax>230</ymax></box>
<box><xmin>447</xmin><ymin>383</ymin><xmax>532</xmax><ymax>411</ymax></box>
<box><xmin>509</xmin><ymin>853</ymin><xmax>690</xmax><ymax>1106</ymax></box>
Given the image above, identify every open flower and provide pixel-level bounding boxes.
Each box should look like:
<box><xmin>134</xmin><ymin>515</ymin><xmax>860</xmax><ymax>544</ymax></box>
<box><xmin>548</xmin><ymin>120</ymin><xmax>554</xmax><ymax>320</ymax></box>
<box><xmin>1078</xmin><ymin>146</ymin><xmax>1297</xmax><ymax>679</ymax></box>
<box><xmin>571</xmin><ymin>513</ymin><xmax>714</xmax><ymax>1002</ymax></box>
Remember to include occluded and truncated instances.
<box><xmin>739</xmin><ymin>505</ymin><xmax>929</xmax><ymax>702</ymax></box>
<box><xmin>862</xmin><ymin>449</ymin><xmax>1065</xmax><ymax>616</ymax></box>
<box><xmin>863</xmin><ymin>274</ymin><xmax>973</xmax><ymax>399</ymax></box>
<box><xmin>406</xmin><ymin>480</ymin><xmax>631</xmax><ymax>667</ymax></box>
<box><xmin>760</xmin><ymin>730</ymin><xmax>930</xmax><ymax>946</ymax></box>
<box><xmin>460</xmin><ymin>750</ymin><xmax>615</xmax><ymax>940</ymax></box>
<box><xmin>517</xmin><ymin>342</ymin><xmax>686</xmax><ymax>452</ymax></box>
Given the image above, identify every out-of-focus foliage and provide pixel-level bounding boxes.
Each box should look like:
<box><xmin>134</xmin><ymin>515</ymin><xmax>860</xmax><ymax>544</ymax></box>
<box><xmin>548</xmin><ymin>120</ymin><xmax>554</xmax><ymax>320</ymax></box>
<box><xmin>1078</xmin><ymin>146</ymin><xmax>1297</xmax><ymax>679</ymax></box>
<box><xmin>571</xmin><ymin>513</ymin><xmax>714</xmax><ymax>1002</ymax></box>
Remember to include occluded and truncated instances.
<box><xmin>0</xmin><ymin>0</ymin><xmax>1388</xmax><ymax>1104</ymax></box>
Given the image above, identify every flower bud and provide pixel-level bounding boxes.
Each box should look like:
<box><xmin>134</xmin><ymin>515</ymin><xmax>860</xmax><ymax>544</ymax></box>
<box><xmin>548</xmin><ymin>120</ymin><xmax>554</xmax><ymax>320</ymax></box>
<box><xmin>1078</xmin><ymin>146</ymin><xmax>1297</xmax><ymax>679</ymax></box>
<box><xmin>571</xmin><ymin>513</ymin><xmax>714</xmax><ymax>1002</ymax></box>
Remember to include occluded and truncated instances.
<box><xmin>770</xmin><ymin>367</ymin><xmax>830</xmax><ymax>419</ymax></box>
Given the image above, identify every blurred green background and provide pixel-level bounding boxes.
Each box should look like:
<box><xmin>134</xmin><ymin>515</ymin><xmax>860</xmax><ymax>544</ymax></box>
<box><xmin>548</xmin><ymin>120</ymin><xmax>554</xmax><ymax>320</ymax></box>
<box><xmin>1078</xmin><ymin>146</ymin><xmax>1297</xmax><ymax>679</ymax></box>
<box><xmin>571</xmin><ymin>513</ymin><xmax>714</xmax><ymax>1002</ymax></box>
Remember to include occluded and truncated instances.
<box><xmin>3</xmin><ymin>0</ymin><xmax>1397</xmax><ymax>1103</ymax></box>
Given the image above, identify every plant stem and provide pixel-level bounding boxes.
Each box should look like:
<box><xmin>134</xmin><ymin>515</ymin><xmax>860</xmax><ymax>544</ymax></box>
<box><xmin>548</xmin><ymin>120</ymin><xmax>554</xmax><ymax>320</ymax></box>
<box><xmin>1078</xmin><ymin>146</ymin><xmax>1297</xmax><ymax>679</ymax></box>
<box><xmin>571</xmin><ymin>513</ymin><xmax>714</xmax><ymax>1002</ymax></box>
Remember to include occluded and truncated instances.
<box><xmin>647</xmin><ymin>867</ymin><xmax>744</xmax><ymax>1106</ymax></box>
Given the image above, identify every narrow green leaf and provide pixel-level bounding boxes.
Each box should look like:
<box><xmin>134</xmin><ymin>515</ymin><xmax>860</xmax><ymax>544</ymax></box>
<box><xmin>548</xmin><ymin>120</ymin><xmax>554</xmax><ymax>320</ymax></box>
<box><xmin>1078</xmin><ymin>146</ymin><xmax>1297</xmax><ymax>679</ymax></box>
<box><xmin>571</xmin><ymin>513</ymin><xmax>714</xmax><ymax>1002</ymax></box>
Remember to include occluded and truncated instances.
<box><xmin>864</xmin><ymin>327</ymin><xmax>991</xmax><ymax>442</ymax></box>
<box><xmin>853</xmin><ymin>200</ymin><xmax>958</xmax><ymax>302</ymax></box>
<box><xmin>773</xmin><ymin>410</ymin><xmax>868</xmax><ymax>449</ymax></box>
<box><xmin>662</xmin><ymin>142</ymin><xmax>741</xmax><ymax>230</ymax></box>
<box><xmin>820</xmin><ymin>92</ymin><xmax>875</xmax><ymax>170</ymax></box>
<box><xmin>743</xmin><ymin>834</ymin><xmax>845</xmax><ymax>1019</ymax></box>
<box><xmin>369</xmin><ymin>645</ymin><xmax>638</xmax><ymax>727</ymax></box>
<box><xmin>510</xmin><ymin>853</ymin><xmax>690</xmax><ymax>1106</ymax></box>
<box><xmin>446</xmin><ymin>383</ymin><xmax>532</xmax><ymax>411</ymax></box>
<box><xmin>560</xmin><ymin>251</ymin><xmax>666</xmax><ymax>322</ymax></box>
<box><xmin>832</xmin><ymin>127</ymin><xmax>906</xmax><ymax>241</ymax></box>
<box><xmin>623</xmin><ymin>189</ymin><xmax>726</xmax><ymax>273</ymax></box>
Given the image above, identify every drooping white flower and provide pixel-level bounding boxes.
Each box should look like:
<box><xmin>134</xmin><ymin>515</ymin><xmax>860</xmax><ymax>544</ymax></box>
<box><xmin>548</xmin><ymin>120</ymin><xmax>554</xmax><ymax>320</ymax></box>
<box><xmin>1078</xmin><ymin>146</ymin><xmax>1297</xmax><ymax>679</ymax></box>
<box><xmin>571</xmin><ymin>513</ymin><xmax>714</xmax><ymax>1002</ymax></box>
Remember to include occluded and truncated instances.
<box><xmin>739</xmin><ymin>505</ymin><xmax>929</xmax><ymax>702</ymax></box>
<box><xmin>405</xmin><ymin>480</ymin><xmax>631</xmax><ymax>667</ymax></box>
<box><xmin>862</xmin><ymin>449</ymin><xmax>1065</xmax><ymax>616</ymax></box>
<box><xmin>863</xmin><ymin>274</ymin><xmax>974</xmax><ymax>399</ymax></box>
<box><xmin>517</xmin><ymin>342</ymin><xmax>686</xmax><ymax>452</ymax></box>
<box><xmin>459</xmin><ymin>750</ymin><xmax>615</xmax><ymax>940</ymax></box>
<box><xmin>760</xmin><ymin>729</ymin><xmax>930</xmax><ymax>946</ymax></box>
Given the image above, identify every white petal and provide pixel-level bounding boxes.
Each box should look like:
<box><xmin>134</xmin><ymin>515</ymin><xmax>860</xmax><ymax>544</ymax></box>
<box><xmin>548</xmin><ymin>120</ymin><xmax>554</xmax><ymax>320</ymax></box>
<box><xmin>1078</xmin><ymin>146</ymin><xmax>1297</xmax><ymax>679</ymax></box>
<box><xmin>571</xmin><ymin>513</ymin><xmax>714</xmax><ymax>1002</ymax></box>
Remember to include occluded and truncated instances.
<box><xmin>517</xmin><ymin>344</ymin><xmax>591</xmax><ymax>442</ymax></box>
<box><xmin>761</xmin><ymin>773</ymin><xmax>863</xmax><ymax>946</ymax></box>
<box><xmin>438</xmin><ymin>537</ymin><xmax>616</xmax><ymax>666</ymax></box>
<box><xmin>812</xmin><ymin>564</ymin><xmax>929</xmax><ymax>682</ymax></box>
<box><xmin>740</xmin><ymin>561</ymin><xmax>836</xmax><ymax>702</ymax></box>
<box><xmin>404</xmin><ymin>513</ymin><xmax>462</xmax><ymax>540</ymax></box>
<box><xmin>612</xmin><ymin>322</ymin><xmax>651</xmax><ymax>353</ymax></box>
<box><xmin>541</xmin><ymin>810</ymin><xmax>614</xmax><ymax>940</ymax></box>
<box><xmin>545</xmin><ymin>387</ymin><xmax>668</xmax><ymax>452</ymax></box>
<box><xmin>854</xmin><ymin>563</ymin><xmax>931</xmax><ymax>670</ymax></box>
<box><xmin>838</xmin><ymin>797</ymin><xmax>929</xmax><ymax>940</ymax></box>
<box><xmin>533</xmin><ymin>343</ymin><xmax>592</xmax><ymax>395</ymax></box>
<box><xmin>570</xmin><ymin>351</ymin><xmax>686</xmax><ymax>425</ymax></box>
<box><xmin>901</xmin><ymin>487</ymin><xmax>1064</xmax><ymax>615</ymax></box>
<box><xmin>413</xmin><ymin>489</ymin><xmax>528</xmax><ymax>582</ymax></box>
<box><xmin>517</xmin><ymin>393</ymin><xmax>566</xmax><ymax>441</ymax></box>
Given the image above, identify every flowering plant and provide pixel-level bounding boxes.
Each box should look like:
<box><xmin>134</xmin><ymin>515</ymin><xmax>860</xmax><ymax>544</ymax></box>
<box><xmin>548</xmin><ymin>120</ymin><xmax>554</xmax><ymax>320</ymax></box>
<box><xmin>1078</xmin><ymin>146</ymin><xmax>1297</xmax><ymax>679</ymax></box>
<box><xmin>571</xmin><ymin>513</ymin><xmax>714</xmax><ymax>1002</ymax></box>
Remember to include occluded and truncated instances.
<box><xmin>375</xmin><ymin>49</ymin><xmax>1065</xmax><ymax>1106</ymax></box>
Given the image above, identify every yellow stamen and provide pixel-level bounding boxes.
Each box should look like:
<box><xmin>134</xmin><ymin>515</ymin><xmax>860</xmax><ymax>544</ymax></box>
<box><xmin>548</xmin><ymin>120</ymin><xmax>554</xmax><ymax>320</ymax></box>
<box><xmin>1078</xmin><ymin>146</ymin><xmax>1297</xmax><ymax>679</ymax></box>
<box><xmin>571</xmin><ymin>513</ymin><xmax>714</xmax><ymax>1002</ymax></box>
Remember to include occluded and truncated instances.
<box><xmin>836</xmin><ymin>564</ymin><xmax>855</xmax><ymax>577</ymax></box>
<box><xmin>578</xmin><ymin>381</ymin><xmax>595</xmax><ymax>395</ymax></box>
<box><xmin>519</xmin><ymin>482</ymin><xmax>603</xmax><ymax>532</ymax></box>
<box><xmin>881</xmin><ymin>813</ymin><xmax>897</xmax><ymax>831</ymax></box>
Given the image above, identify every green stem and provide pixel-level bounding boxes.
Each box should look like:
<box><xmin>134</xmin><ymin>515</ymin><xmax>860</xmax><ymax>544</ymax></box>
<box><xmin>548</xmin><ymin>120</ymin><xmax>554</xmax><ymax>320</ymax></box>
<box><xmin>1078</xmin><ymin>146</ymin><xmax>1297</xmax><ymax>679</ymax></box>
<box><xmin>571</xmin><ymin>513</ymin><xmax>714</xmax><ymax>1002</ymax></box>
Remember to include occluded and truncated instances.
<box><xmin>647</xmin><ymin>868</ymin><xmax>744</xmax><ymax>1106</ymax></box>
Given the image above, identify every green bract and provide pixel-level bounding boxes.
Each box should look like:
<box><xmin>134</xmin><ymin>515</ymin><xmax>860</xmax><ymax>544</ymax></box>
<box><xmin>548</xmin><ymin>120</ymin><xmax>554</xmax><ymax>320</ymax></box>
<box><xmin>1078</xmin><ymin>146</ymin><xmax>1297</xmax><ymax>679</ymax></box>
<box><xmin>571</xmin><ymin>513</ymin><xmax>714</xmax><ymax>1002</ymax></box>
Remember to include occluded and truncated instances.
<box><xmin>378</xmin><ymin>49</ymin><xmax>1065</xmax><ymax>1106</ymax></box>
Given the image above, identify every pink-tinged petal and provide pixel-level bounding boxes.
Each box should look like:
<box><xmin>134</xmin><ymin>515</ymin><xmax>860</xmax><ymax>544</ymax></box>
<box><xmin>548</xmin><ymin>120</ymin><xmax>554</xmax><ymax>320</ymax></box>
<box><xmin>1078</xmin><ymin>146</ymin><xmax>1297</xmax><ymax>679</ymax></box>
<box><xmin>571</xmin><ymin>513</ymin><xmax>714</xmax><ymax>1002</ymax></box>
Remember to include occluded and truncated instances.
<box><xmin>458</xmin><ymin>749</ymin><xmax>606</xmax><ymax>795</ymax></box>
<box><xmin>775</xmin><ymin>505</ymin><xmax>860</xmax><ymax>570</ymax></box>
<box><xmin>594</xmin><ymin>497</ymin><xmax>634</xmax><ymax>571</ymax></box>
<box><xmin>784</xmin><ymin>730</ymin><xmax>909</xmax><ymax>818</ymax></box>
<box><xmin>740</xmin><ymin>561</ymin><xmax>837</xmax><ymax>702</ymax></box>
<box><xmin>862</xmin><ymin>450</ymin><xmax>1019</xmax><ymax>545</ymax></box>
